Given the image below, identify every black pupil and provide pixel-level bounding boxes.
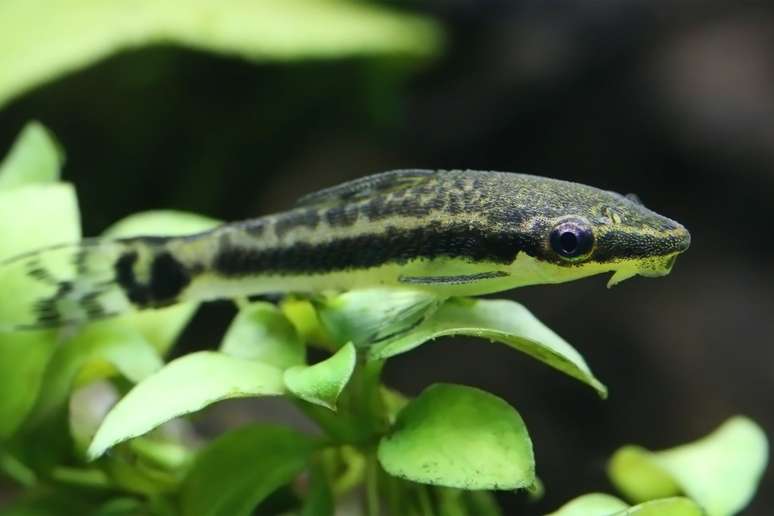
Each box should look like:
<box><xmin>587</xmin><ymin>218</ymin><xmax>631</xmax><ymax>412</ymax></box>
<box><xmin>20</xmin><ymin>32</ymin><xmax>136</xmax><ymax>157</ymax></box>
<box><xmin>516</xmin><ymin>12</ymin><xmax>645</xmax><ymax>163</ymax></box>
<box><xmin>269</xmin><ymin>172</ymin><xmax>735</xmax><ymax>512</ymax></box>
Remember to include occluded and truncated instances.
<box><xmin>560</xmin><ymin>231</ymin><xmax>578</xmax><ymax>253</ymax></box>
<box><xmin>550</xmin><ymin>221</ymin><xmax>593</xmax><ymax>259</ymax></box>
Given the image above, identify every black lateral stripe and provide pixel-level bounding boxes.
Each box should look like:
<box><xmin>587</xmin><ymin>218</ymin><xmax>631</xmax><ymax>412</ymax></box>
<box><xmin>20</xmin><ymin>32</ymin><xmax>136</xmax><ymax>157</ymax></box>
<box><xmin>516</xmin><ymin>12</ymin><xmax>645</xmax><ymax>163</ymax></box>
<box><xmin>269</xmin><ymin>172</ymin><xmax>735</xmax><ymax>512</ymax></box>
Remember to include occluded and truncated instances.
<box><xmin>213</xmin><ymin>224</ymin><xmax>530</xmax><ymax>277</ymax></box>
<box><xmin>398</xmin><ymin>271</ymin><xmax>510</xmax><ymax>285</ymax></box>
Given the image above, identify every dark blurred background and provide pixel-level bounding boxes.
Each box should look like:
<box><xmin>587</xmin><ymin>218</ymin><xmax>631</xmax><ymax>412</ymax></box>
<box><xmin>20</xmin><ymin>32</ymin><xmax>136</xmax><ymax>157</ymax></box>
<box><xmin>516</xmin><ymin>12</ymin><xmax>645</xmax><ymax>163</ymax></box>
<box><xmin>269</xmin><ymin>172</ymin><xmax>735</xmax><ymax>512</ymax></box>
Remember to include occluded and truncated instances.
<box><xmin>1</xmin><ymin>1</ymin><xmax>772</xmax><ymax>514</ymax></box>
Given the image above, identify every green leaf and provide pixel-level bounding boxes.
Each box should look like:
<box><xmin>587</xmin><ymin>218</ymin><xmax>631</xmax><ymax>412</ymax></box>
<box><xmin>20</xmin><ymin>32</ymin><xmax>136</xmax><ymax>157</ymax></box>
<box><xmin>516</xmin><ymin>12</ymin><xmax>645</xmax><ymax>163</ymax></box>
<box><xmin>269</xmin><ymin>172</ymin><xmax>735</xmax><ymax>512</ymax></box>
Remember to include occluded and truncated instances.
<box><xmin>181</xmin><ymin>424</ymin><xmax>318</xmax><ymax>516</ymax></box>
<box><xmin>547</xmin><ymin>493</ymin><xmax>629</xmax><ymax>516</ymax></box>
<box><xmin>0</xmin><ymin>0</ymin><xmax>442</xmax><ymax>109</ymax></box>
<box><xmin>370</xmin><ymin>298</ymin><xmax>607</xmax><ymax>397</ymax></box>
<box><xmin>616</xmin><ymin>497</ymin><xmax>704</xmax><ymax>516</ymax></box>
<box><xmin>0</xmin><ymin>122</ymin><xmax>63</xmax><ymax>189</ymax></box>
<box><xmin>317</xmin><ymin>288</ymin><xmax>442</xmax><ymax>347</ymax></box>
<box><xmin>608</xmin><ymin>416</ymin><xmax>768</xmax><ymax>516</ymax></box>
<box><xmin>0</xmin><ymin>182</ymin><xmax>81</xmax><ymax>438</ymax></box>
<box><xmin>221</xmin><ymin>302</ymin><xmax>305</xmax><ymax>368</ymax></box>
<box><xmin>284</xmin><ymin>342</ymin><xmax>356</xmax><ymax>410</ymax></box>
<box><xmin>88</xmin><ymin>351</ymin><xmax>285</xmax><ymax>459</ymax></box>
<box><xmin>549</xmin><ymin>495</ymin><xmax>704</xmax><ymax>516</ymax></box>
<box><xmin>26</xmin><ymin>321</ymin><xmax>163</xmax><ymax>427</ymax></box>
<box><xmin>104</xmin><ymin>210</ymin><xmax>221</xmax><ymax>355</ymax></box>
<box><xmin>378</xmin><ymin>383</ymin><xmax>535</xmax><ymax>490</ymax></box>
<box><xmin>103</xmin><ymin>210</ymin><xmax>219</xmax><ymax>238</ymax></box>
<box><xmin>608</xmin><ymin>446</ymin><xmax>681</xmax><ymax>502</ymax></box>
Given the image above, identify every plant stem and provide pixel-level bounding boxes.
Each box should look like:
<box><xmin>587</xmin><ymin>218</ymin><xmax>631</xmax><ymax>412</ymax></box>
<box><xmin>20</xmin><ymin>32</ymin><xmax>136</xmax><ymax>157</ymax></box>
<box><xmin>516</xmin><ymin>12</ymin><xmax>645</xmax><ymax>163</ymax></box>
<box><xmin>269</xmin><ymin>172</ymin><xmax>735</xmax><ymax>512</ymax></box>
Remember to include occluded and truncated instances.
<box><xmin>365</xmin><ymin>451</ymin><xmax>380</xmax><ymax>516</ymax></box>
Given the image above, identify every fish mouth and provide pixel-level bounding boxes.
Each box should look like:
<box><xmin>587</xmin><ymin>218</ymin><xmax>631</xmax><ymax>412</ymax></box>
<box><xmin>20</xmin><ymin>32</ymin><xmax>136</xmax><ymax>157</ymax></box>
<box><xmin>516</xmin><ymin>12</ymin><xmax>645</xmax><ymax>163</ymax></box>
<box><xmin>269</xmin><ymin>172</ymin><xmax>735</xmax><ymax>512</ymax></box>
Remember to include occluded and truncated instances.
<box><xmin>638</xmin><ymin>253</ymin><xmax>680</xmax><ymax>278</ymax></box>
<box><xmin>606</xmin><ymin>225</ymin><xmax>690</xmax><ymax>287</ymax></box>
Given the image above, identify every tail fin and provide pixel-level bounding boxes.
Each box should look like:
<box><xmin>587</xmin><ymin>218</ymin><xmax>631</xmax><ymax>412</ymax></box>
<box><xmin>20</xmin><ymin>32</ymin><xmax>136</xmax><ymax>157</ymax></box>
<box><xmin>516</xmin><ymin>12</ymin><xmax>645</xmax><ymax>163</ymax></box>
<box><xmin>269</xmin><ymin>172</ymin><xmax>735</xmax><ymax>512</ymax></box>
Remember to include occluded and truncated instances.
<box><xmin>0</xmin><ymin>240</ymin><xmax>134</xmax><ymax>331</ymax></box>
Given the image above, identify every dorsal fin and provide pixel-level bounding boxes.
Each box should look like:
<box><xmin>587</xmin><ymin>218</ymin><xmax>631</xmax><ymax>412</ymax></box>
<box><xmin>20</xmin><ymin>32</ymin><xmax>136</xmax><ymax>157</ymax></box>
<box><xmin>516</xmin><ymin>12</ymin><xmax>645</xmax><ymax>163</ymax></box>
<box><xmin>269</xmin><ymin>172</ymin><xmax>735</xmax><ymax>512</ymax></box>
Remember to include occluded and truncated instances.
<box><xmin>295</xmin><ymin>169</ymin><xmax>437</xmax><ymax>208</ymax></box>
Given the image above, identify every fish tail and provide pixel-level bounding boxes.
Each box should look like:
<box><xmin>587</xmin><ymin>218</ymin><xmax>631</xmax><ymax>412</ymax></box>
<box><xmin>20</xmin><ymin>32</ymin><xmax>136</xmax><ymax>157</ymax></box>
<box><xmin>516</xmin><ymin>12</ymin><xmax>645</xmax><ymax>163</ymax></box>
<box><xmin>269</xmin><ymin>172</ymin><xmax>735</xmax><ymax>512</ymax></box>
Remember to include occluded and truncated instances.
<box><xmin>0</xmin><ymin>235</ymin><xmax>194</xmax><ymax>331</ymax></box>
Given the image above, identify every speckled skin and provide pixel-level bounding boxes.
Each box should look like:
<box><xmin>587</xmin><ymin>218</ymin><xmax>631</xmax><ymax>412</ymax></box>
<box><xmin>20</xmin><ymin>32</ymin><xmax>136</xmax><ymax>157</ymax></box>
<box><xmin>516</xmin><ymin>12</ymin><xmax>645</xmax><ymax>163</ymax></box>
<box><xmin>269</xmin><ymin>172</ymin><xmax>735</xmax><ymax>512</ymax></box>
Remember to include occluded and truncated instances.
<box><xmin>208</xmin><ymin>169</ymin><xmax>690</xmax><ymax>274</ymax></box>
<box><xmin>4</xmin><ymin>169</ymin><xmax>690</xmax><ymax>329</ymax></box>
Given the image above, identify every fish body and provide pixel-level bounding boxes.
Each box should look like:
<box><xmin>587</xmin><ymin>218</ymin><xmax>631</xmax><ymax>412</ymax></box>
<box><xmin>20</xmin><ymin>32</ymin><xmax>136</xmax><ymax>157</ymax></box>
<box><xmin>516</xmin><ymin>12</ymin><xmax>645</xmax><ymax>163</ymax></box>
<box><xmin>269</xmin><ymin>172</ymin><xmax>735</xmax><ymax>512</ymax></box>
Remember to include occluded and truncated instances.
<box><xmin>0</xmin><ymin>169</ymin><xmax>690</xmax><ymax>330</ymax></box>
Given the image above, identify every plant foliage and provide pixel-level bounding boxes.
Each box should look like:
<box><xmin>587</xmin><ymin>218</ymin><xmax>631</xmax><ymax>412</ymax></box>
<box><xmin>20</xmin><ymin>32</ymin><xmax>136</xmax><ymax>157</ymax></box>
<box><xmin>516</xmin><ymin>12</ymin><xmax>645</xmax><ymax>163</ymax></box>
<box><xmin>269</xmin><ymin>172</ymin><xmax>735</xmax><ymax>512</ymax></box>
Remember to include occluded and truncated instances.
<box><xmin>0</xmin><ymin>123</ymin><xmax>767</xmax><ymax>515</ymax></box>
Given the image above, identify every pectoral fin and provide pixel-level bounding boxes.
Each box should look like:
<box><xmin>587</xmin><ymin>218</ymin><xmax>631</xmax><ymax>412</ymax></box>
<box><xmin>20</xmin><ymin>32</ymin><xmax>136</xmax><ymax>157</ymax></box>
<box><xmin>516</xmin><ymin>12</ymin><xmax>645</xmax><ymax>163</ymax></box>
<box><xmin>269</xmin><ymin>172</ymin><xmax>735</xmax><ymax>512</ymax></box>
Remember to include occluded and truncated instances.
<box><xmin>399</xmin><ymin>271</ymin><xmax>509</xmax><ymax>286</ymax></box>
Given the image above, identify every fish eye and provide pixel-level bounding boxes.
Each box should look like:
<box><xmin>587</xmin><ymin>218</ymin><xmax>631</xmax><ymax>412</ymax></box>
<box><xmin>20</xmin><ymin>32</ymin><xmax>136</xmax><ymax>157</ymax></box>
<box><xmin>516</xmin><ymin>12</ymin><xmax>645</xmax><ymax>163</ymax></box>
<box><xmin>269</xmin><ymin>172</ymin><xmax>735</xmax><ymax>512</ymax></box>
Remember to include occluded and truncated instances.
<box><xmin>549</xmin><ymin>219</ymin><xmax>594</xmax><ymax>260</ymax></box>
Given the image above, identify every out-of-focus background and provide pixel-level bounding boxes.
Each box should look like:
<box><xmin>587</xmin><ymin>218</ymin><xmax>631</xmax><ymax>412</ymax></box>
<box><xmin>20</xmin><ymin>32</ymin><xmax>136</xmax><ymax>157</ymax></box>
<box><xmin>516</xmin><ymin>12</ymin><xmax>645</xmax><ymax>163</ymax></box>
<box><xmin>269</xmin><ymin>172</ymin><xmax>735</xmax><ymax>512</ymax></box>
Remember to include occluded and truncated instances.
<box><xmin>1</xmin><ymin>1</ymin><xmax>772</xmax><ymax>514</ymax></box>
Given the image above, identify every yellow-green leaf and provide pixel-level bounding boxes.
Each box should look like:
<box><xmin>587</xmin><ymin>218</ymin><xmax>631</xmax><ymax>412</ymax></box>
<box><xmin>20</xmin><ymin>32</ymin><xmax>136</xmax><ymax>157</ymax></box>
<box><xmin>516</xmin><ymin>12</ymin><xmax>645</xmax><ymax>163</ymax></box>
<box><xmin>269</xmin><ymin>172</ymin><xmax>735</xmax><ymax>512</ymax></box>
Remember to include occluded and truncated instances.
<box><xmin>0</xmin><ymin>0</ymin><xmax>442</xmax><ymax>108</ymax></box>
<box><xmin>370</xmin><ymin>298</ymin><xmax>606</xmax><ymax>397</ymax></box>
<box><xmin>221</xmin><ymin>302</ymin><xmax>305</xmax><ymax>369</ymax></box>
<box><xmin>609</xmin><ymin>416</ymin><xmax>768</xmax><ymax>516</ymax></box>
<box><xmin>88</xmin><ymin>352</ymin><xmax>285</xmax><ymax>459</ymax></box>
<box><xmin>283</xmin><ymin>342</ymin><xmax>356</xmax><ymax>410</ymax></box>
<box><xmin>378</xmin><ymin>383</ymin><xmax>535</xmax><ymax>490</ymax></box>
<box><xmin>0</xmin><ymin>122</ymin><xmax>63</xmax><ymax>189</ymax></box>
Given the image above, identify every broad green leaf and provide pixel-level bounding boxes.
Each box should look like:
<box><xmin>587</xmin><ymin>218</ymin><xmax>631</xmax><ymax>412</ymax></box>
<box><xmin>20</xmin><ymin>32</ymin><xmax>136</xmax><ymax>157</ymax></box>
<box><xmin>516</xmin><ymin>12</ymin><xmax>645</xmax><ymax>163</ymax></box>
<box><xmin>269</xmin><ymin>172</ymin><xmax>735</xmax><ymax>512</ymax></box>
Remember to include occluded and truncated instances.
<box><xmin>609</xmin><ymin>416</ymin><xmax>768</xmax><ymax>516</ymax></box>
<box><xmin>317</xmin><ymin>289</ymin><xmax>442</xmax><ymax>347</ymax></box>
<box><xmin>104</xmin><ymin>210</ymin><xmax>221</xmax><ymax>354</ymax></box>
<box><xmin>547</xmin><ymin>493</ymin><xmax>629</xmax><ymax>516</ymax></box>
<box><xmin>88</xmin><ymin>351</ymin><xmax>284</xmax><ymax>459</ymax></box>
<box><xmin>0</xmin><ymin>122</ymin><xmax>63</xmax><ymax>189</ymax></box>
<box><xmin>0</xmin><ymin>0</ymin><xmax>442</xmax><ymax>109</ymax></box>
<box><xmin>284</xmin><ymin>342</ymin><xmax>356</xmax><ymax>410</ymax></box>
<box><xmin>378</xmin><ymin>383</ymin><xmax>534</xmax><ymax>490</ymax></box>
<box><xmin>0</xmin><ymin>183</ymin><xmax>81</xmax><ymax>437</ymax></box>
<box><xmin>221</xmin><ymin>302</ymin><xmax>305</xmax><ymax>368</ymax></box>
<box><xmin>370</xmin><ymin>298</ymin><xmax>606</xmax><ymax>397</ymax></box>
<box><xmin>616</xmin><ymin>497</ymin><xmax>704</xmax><ymax>516</ymax></box>
<box><xmin>181</xmin><ymin>425</ymin><xmax>318</xmax><ymax>516</ymax></box>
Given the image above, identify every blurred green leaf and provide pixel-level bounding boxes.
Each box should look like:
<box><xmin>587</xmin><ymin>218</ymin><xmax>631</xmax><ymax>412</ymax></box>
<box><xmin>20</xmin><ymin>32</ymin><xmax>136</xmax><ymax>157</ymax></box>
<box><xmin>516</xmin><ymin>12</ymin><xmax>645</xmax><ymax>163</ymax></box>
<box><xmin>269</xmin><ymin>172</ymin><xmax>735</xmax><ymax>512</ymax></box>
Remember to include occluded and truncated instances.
<box><xmin>104</xmin><ymin>210</ymin><xmax>221</xmax><ymax>355</ymax></box>
<box><xmin>181</xmin><ymin>424</ymin><xmax>317</xmax><ymax>516</ymax></box>
<box><xmin>221</xmin><ymin>302</ymin><xmax>305</xmax><ymax>368</ymax></box>
<box><xmin>317</xmin><ymin>289</ymin><xmax>442</xmax><ymax>347</ymax></box>
<box><xmin>0</xmin><ymin>490</ymin><xmax>96</xmax><ymax>516</ymax></box>
<box><xmin>0</xmin><ymin>449</ymin><xmax>37</xmax><ymax>487</ymax></box>
<box><xmin>378</xmin><ymin>383</ymin><xmax>535</xmax><ymax>490</ymax></box>
<box><xmin>0</xmin><ymin>122</ymin><xmax>63</xmax><ymax>189</ymax></box>
<box><xmin>284</xmin><ymin>342</ymin><xmax>356</xmax><ymax>410</ymax></box>
<box><xmin>617</xmin><ymin>497</ymin><xmax>704</xmax><ymax>516</ymax></box>
<box><xmin>609</xmin><ymin>416</ymin><xmax>768</xmax><ymax>516</ymax></box>
<box><xmin>548</xmin><ymin>495</ymin><xmax>703</xmax><ymax>516</ymax></box>
<box><xmin>88</xmin><ymin>352</ymin><xmax>285</xmax><ymax>459</ymax></box>
<box><xmin>26</xmin><ymin>321</ymin><xmax>162</xmax><ymax>427</ymax></box>
<box><xmin>547</xmin><ymin>493</ymin><xmax>629</xmax><ymax>516</ymax></box>
<box><xmin>90</xmin><ymin>498</ymin><xmax>146</xmax><ymax>516</ymax></box>
<box><xmin>0</xmin><ymin>182</ymin><xmax>81</xmax><ymax>438</ymax></box>
<box><xmin>0</xmin><ymin>0</ymin><xmax>442</xmax><ymax>108</ymax></box>
<box><xmin>608</xmin><ymin>446</ymin><xmax>682</xmax><ymax>502</ymax></box>
<box><xmin>370</xmin><ymin>298</ymin><xmax>607</xmax><ymax>397</ymax></box>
